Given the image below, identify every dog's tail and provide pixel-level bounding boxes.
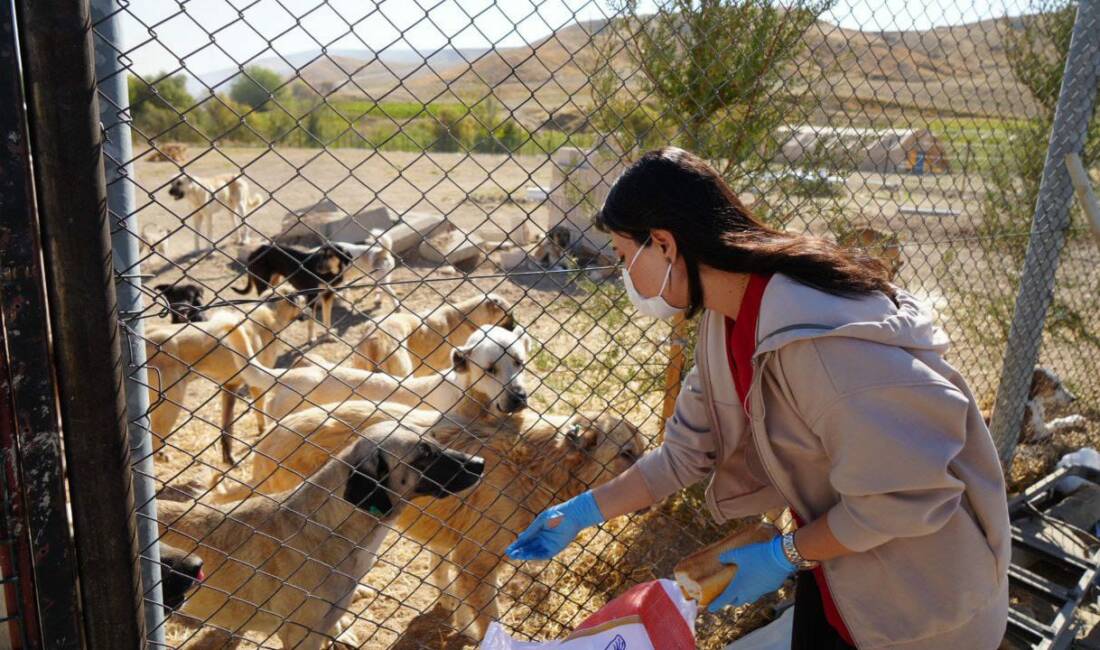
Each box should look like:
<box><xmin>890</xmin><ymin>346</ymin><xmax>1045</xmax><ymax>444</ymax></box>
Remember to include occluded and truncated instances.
<box><xmin>231</xmin><ymin>274</ymin><xmax>257</xmax><ymax>295</ymax></box>
<box><xmin>246</xmin><ymin>193</ymin><xmax>263</xmax><ymax>212</ymax></box>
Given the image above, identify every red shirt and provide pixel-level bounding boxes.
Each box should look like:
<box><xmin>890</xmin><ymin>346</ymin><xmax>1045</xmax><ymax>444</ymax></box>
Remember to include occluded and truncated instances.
<box><xmin>725</xmin><ymin>274</ymin><xmax>855</xmax><ymax>646</ymax></box>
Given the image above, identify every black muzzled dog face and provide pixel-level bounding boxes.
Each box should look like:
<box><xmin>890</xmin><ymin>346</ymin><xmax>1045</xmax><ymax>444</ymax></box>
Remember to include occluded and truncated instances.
<box><xmin>410</xmin><ymin>442</ymin><xmax>485</xmax><ymax>498</ymax></box>
<box><xmin>154</xmin><ymin>284</ymin><xmax>206</xmax><ymax>324</ymax></box>
<box><xmin>159</xmin><ymin>545</ymin><xmax>204</xmax><ymax>614</ymax></box>
<box><xmin>345</xmin><ymin>443</ymin><xmax>485</xmax><ymax>518</ymax></box>
<box><xmin>168</xmin><ymin>179</ymin><xmax>186</xmax><ymax>200</ymax></box>
<box><xmin>503</xmin><ymin>386</ymin><xmax>528</xmax><ymax>413</ymax></box>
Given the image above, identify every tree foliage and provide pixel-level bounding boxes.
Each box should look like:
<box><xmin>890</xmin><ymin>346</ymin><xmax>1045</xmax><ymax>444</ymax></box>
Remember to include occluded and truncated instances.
<box><xmin>590</xmin><ymin>0</ymin><xmax>833</xmax><ymax>183</ymax></box>
<box><xmin>229</xmin><ymin>66</ymin><xmax>287</xmax><ymax>111</ymax></box>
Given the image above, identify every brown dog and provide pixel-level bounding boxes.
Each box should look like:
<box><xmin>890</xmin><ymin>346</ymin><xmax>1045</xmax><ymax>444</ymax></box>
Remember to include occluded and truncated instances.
<box><xmin>144</xmin><ymin>291</ymin><xmax>303</xmax><ymax>461</ymax></box>
<box><xmin>836</xmin><ymin>226</ymin><xmax>903</xmax><ymax>281</ymax></box>
<box><xmin>354</xmin><ymin>293</ymin><xmax>514</xmax><ymax>377</ymax></box>
<box><xmin>159</xmin><ymin>421</ymin><xmax>485</xmax><ymax>649</ymax></box>
<box><xmin>392</xmin><ymin>411</ymin><xmax>645</xmax><ymax>639</ymax></box>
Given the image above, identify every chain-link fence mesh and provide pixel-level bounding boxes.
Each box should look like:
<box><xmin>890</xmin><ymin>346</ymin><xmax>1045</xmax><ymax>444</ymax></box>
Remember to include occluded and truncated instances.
<box><xmin>87</xmin><ymin>0</ymin><xmax>1100</xmax><ymax>647</ymax></box>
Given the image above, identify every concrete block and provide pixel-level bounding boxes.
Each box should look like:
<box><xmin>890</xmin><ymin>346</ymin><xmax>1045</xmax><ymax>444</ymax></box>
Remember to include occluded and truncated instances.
<box><xmin>383</xmin><ymin>211</ymin><xmax>449</xmax><ymax>253</ymax></box>
<box><xmin>419</xmin><ymin>229</ymin><xmax>483</xmax><ymax>265</ymax></box>
<box><xmin>324</xmin><ymin>206</ymin><xmax>396</xmax><ymax>243</ymax></box>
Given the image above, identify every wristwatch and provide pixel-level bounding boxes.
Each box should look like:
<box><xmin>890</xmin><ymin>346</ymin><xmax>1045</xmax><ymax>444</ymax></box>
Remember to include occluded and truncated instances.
<box><xmin>781</xmin><ymin>532</ymin><xmax>820</xmax><ymax>571</ymax></box>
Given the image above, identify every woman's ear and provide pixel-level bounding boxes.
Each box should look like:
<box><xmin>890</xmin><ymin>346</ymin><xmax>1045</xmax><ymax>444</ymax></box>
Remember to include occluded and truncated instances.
<box><xmin>650</xmin><ymin>229</ymin><xmax>678</xmax><ymax>262</ymax></box>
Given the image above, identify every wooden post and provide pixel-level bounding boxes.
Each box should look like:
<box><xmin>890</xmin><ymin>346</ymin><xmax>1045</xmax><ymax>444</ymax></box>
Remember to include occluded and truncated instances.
<box><xmin>659</xmin><ymin>313</ymin><xmax>690</xmax><ymax>443</ymax></box>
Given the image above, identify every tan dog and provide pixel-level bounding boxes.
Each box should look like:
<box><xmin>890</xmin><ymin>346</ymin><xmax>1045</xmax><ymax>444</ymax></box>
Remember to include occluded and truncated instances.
<box><xmin>159</xmin><ymin>422</ymin><xmax>485</xmax><ymax>649</ymax></box>
<box><xmin>168</xmin><ymin>173</ymin><xmax>262</xmax><ymax>250</ymax></box>
<box><xmin>144</xmin><ymin>292</ymin><xmax>302</xmax><ymax>461</ymax></box>
<box><xmin>354</xmin><ymin>293</ymin><xmax>514</xmax><ymax>376</ymax></box>
<box><xmin>213</xmin><ymin>326</ymin><xmax>531</xmax><ymax>502</ymax></box>
<box><xmin>392</xmin><ymin>411</ymin><xmax>645</xmax><ymax>639</ymax></box>
<box><xmin>836</xmin><ymin>226</ymin><xmax>903</xmax><ymax>280</ymax></box>
<box><xmin>237</xmin><ymin>325</ymin><xmax>531</xmax><ymax>427</ymax></box>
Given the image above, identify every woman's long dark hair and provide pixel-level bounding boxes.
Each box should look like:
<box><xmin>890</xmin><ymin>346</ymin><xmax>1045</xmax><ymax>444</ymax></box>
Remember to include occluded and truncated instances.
<box><xmin>595</xmin><ymin>147</ymin><xmax>895</xmax><ymax>317</ymax></box>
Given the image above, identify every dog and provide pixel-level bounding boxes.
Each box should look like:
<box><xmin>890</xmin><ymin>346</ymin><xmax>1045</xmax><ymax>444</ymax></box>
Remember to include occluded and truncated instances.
<box><xmin>140</xmin><ymin>223</ymin><xmax>168</xmax><ymax>256</ymax></box>
<box><xmin>158</xmin><ymin>543</ymin><xmax>204</xmax><ymax>614</ymax></box>
<box><xmin>234</xmin><ymin>235</ymin><xmax>395</xmax><ymax>341</ymax></box>
<box><xmin>392</xmin><ymin>411</ymin><xmax>645</xmax><ymax>639</ymax></box>
<box><xmin>158</xmin><ymin>421</ymin><xmax>485</xmax><ymax>649</ymax></box>
<box><xmin>152</xmin><ymin>283</ymin><xmax>206</xmax><ymax>323</ymax></box>
<box><xmin>237</xmin><ymin>324</ymin><xmax>531</xmax><ymax>428</ymax></box>
<box><xmin>213</xmin><ymin>325</ymin><xmax>531</xmax><ymax>501</ymax></box>
<box><xmin>985</xmin><ymin>367</ymin><xmax>1087</xmax><ymax>444</ymax></box>
<box><xmin>836</xmin><ymin>226</ymin><xmax>903</xmax><ymax>281</ymax></box>
<box><xmin>354</xmin><ymin>293</ymin><xmax>515</xmax><ymax>377</ymax></box>
<box><xmin>143</xmin><ymin>291</ymin><xmax>303</xmax><ymax>461</ymax></box>
<box><xmin>167</xmin><ymin>173</ymin><xmax>262</xmax><ymax>249</ymax></box>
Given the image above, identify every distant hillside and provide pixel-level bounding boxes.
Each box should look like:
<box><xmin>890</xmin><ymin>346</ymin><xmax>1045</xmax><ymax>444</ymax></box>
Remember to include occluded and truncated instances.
<box><xmin>187</xmin><ymin>15</ymin><xmax>1037</xmax><ymax>124</ymax></box>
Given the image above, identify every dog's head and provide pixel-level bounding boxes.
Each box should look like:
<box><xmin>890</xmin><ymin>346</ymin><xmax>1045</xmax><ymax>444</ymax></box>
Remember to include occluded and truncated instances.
<box><xmin>837</xmin><ymin>227</ymin><xmax>903</xmax><ymax>280</ymax></box>
<box><xmin>167</xmin><ymin>176</ymin><xmax>191</xmax><ymax>200</ymax></box>
<box><xmin>463</xmin><ymin>293</ymin><xmax>515</xmax><ymax>331</ymax></box>
<box><xmin>451</xmin><ymin>325</ymin><xmax>531</xmax><ymax>414</ymax></box>
<box><xmin>561</xmin><ymin>413</ymin><xmax>645</xmax><ymax>487</ymax></box>
<box><xmin>158</xmin><ymin>543</ymin><xmax>204</xmax><ymax>614</ymax></box>
<box><xmin>343</xmin><ymin>422</ymin><xmax>485</xmax><ymax>519</ymax></box>
<box><xmin>262</xmin><ymin>289</ymin><xmax>307</xmax><ymax>324</ymax></box>
<box><xmin>1030</xmin><ymin>367</ymin><xmax>1077</xmax><ymax>407</ymax></box>
<box><xmin>153</xmin><ymin>283</ymin><xmax>206</xmax><ymax>324</ymax></box>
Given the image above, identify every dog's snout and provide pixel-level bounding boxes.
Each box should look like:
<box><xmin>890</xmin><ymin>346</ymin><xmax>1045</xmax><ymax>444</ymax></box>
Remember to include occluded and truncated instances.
<box><xmin>417</xmin><ymin>449</ymin><xmax>485</xmax><ymax>497</ymax></box>
<box><xmin>504</xmin><ymin>387</ymin><xmax>528</xmax><ymax>412</ymax></box>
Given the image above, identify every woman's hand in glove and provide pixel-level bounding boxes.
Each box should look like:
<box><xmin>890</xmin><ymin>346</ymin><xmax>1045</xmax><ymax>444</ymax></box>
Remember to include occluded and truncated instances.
<box><xmin>707</xmin><ymin>536</ymin><xmax>796</xmax><ymax>612</ymax></box>
<box><xmin>505</xmin><ymin>491</ymin><xmax>604</xmax><ymax>561</ymax></box>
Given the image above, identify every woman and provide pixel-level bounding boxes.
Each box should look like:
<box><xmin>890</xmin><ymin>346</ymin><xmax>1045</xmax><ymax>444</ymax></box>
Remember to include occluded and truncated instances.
<box><xmin>506</xmin><ymin>148</ymin><xmax>1009</xmax><ymax>649</ymax></box>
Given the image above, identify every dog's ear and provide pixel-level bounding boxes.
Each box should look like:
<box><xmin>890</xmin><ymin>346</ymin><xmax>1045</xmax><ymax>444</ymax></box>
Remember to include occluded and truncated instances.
<box><xmin>344</xmin><ymin>448</ymin><xmax>393</xmax><ymax>518</ymax></box>
<box><xmin>451</xmin><ymin>346</ymin><xmax>470</xmax><ymax>373</ymax></box>
<box><xmin>154</xmin><ymin>283</ymin><xmax>170</xmax><ymax>294</ymax></box>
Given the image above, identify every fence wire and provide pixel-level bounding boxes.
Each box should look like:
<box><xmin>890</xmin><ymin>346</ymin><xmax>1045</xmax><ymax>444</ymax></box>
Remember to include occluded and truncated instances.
<box><xmin>88</xmin><ymin>0</ymin><xmax>1100</xmax><ymax>647</ymax></box>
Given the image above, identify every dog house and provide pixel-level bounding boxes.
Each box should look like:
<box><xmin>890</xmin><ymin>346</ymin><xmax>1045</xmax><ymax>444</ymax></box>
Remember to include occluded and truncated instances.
<box><xmin>546</xmin><ymin>143</ymin><xmax>627</xmax><ymax>252</ymax></box>
<box><xmin>778</xmin><ymin>126</ymin><xmax>949</xmax><ymax>174</ymax></box>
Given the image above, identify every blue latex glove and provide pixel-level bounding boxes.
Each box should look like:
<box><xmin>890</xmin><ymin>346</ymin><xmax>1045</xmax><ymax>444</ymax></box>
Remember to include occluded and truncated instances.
<box><xmin>707</xmin><ymin>536</ymin><xmax>796</xmax><ymax>613</ymax></box>
<box><xmin>505</xmin><ymin>491</ymin><xmax>604</xmax><ymax>561</ymax></box>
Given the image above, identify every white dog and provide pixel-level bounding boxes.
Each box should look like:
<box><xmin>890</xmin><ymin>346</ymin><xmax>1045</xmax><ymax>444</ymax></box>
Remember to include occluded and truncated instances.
<box><xmin>168</xmin><ymin>173</ymin><xmax>261</xmax><ymax>250</ymax></box>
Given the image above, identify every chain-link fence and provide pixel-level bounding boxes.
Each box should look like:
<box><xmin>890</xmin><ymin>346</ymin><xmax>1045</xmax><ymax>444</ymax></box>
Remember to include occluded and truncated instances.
<box><xmin>70</xmin><ymin>0</ymin><xmax>1100</xmax><ymax>647</ymax></box>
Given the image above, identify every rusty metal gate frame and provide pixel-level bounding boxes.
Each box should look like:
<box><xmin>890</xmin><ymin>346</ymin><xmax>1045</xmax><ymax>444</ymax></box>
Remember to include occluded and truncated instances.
<box><xmin>0</xmin><ymin>0</ymin><xmax>150</xmax><ymax>646</ymax></box>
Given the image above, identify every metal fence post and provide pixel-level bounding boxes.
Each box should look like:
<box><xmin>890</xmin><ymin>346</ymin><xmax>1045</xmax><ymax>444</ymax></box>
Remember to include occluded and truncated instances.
<box><xmin>91</xmin><ymin>1</ymin><xmax>165</xmax><ymax>645</ymax></box>
<box><xmin>989</xmin><ymin>0</ymin><xmax>1100</xmax><ymax>467</ymax></box>
<box><xmin>15</xmin><ymin>0</ymin><xmax>146</xmax><ymax>646</ymax></box>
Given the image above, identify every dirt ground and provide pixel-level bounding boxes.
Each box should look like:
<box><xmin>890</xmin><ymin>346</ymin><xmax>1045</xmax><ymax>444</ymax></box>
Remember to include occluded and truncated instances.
<box><xmin>137</xmin><ymin>147</ymin><xmax>1099</xmax><ymax>649</ymax></box>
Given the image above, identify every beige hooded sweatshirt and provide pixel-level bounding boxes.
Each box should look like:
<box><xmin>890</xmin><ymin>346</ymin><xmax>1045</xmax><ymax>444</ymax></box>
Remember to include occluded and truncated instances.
<box><xmin>634</xmin><ymin>274</ymin><xmax>1010</xmax><ymax>649</ymax></box>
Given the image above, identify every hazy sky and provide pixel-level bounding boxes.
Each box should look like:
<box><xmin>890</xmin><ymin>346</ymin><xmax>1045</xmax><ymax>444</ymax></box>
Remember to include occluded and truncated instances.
<box><xmin>113</xmin><ymin>0</ymin><xmax>1031</xmax><ymax>77</ymax></box>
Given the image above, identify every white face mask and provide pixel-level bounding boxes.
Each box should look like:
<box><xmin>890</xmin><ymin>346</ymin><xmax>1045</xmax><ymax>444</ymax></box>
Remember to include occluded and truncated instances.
<box><xmin>621</xmin><ymin>237</ymin><xmax>685</xmax><ymax>320</ymax></box>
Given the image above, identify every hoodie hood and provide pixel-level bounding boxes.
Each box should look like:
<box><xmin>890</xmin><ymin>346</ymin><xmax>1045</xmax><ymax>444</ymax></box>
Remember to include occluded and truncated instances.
<box><xmin>752</xmin><ymin>274</ymin><xmax>949</xmax><ymax>357</ymax></box>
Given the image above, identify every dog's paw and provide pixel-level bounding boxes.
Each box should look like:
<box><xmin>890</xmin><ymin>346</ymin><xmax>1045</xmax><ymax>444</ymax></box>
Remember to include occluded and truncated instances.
<box><xmin>1050</xmin><ymin>415</ymin><xmax>1088</xmax><ymax>432</ymax></box>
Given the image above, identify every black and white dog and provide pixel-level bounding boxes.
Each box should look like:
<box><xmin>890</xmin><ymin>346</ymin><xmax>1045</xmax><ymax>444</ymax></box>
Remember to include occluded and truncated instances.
<box><xmin>153</xmin><ymin>283</ymin><xmax>206</xmax><ymax>324</ymax></box>
<box><xmin>233</xmin><ymin>233</ymin><xmax>395</xmax><ymax>340</ymax></box>
<box><xmin>1021</xmin><ymin>367</ymin><xmax>1087</xmax><ymax>443</ymax></box>
<box><xmin>985</xmin><ymin>367</ymin><xmax>1087</xmax><ymax>443</ymax></box>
